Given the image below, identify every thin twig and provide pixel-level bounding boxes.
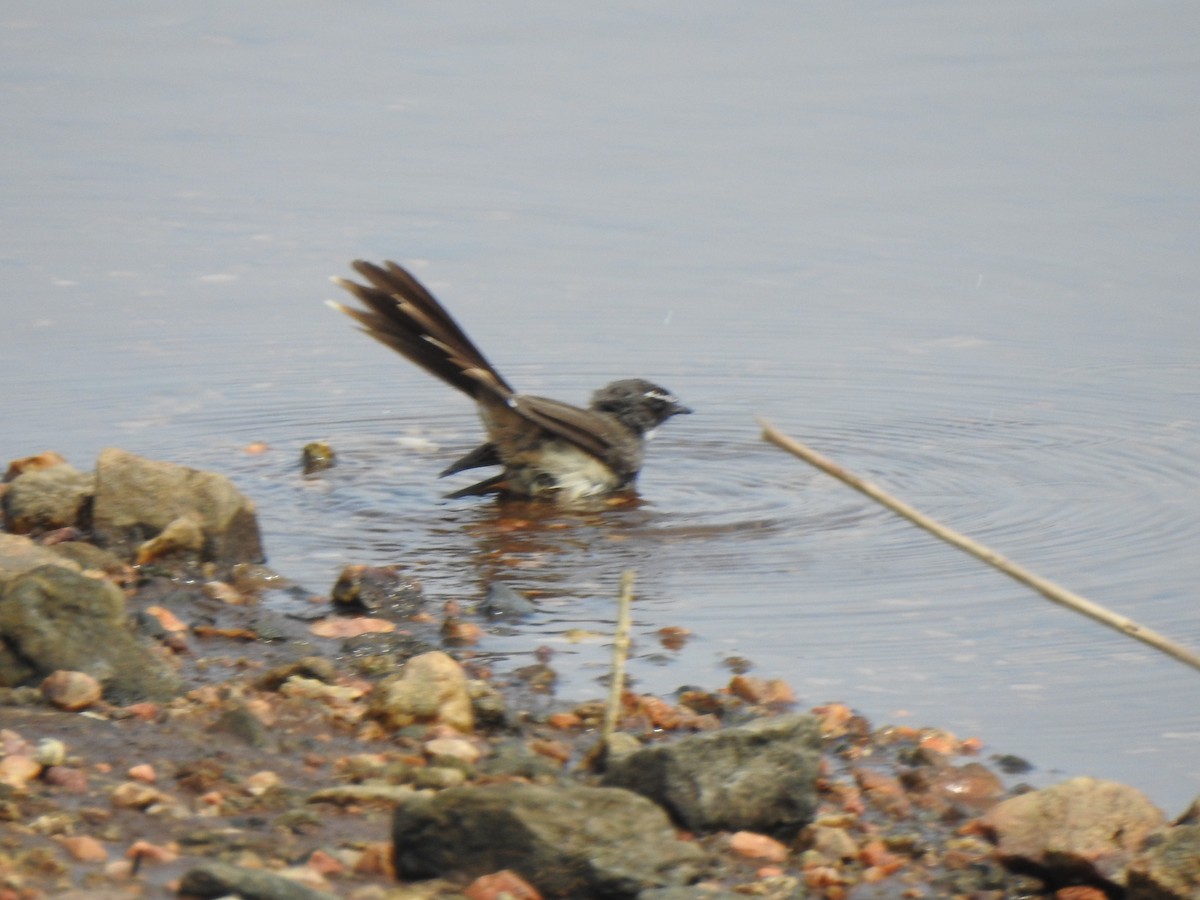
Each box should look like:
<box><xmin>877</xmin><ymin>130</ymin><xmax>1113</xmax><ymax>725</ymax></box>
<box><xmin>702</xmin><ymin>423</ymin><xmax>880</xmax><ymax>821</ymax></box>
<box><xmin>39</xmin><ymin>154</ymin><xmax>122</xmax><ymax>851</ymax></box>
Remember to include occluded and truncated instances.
<box><xmin>760</xmin><ymin>418</ymin><xmax>1200</xmax><ymax>674</ymax></box>
<box><xmin>602</xmin><ymin>570</ymin><xmax>636</xmax><ymax>740</ymax></box>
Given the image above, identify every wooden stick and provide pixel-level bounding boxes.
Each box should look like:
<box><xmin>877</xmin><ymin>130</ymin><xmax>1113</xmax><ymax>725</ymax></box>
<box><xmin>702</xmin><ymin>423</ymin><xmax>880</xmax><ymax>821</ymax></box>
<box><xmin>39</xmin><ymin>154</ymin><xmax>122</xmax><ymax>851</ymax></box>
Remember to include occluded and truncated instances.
<box><xmin>760</xmin><ymin>418</ymin><xmax>1200</xmax><ymax>674</ymax></box>
<box><xmin>602</xmin><ymin>570</ymin><xmax>636</xmax><ymax>740</ymax></box>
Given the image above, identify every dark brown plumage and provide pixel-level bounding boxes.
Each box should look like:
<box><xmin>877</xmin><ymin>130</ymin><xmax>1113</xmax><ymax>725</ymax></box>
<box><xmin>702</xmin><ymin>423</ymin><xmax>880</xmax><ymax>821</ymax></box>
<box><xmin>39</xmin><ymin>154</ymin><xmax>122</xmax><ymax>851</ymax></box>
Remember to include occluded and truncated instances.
<box><xmin>329</xmin><ymin>260</ymin><xmax>690</xmax><ymax>501</ymax></box>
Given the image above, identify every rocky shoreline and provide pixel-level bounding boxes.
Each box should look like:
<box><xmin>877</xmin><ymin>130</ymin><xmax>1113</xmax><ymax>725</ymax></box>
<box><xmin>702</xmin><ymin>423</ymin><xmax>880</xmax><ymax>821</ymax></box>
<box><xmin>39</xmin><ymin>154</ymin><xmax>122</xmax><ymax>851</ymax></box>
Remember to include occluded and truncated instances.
<box><xmin>1</xmin><ymin>449</ymin><xmax>1197</xmax><ymax>899</ymax></box>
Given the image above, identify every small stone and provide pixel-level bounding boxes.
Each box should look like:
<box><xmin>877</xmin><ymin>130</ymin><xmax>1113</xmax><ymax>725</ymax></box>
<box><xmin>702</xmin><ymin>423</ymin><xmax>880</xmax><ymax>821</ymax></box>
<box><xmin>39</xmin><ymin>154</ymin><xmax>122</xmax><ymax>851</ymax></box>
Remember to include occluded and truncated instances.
<box><xmin>41</xmin><ymin>670</ymin><xmax>102</xmax><ymax>711</ymax></box>
<box><xmin>305</xmin><ymin>849</ymin><xmax>345</xmax><ymax>877</ymax></box>
<box><xmin>213</xmin><ymin>703</ymin><xmax>273</xmax><ymax>748</ymax></box>
<box><xmin>729</xmin><ymin>831</ymin><xmax>789</xmax><ymax>862</ymax></box>
<box><xmin>110</xmin><ymin>781</ymin><xmax>169</xmax><ymax>810</ymax></box>
<box><xmin>369</xmin><ymin>651</ymin><xmax>474</xmax><ymax>733</ymax></box>
<box><xmin>465</xmin><ymin>869</ymin><xmax>543</xmax><ymax>900</ymax></box>
<box><xmin>126</xmin><ymin>839</ymin><xmax>178</xmax><ymax>864</ymax></box>
<box><xmin>58</xmin><ymin>834</ymin><xmax>108</xmax><ymax>863</ymax></box>
<box><xmin>1054</xmin><ymin>887</ymin><xmax>1107</xmax><ymax>900</ymax></box>
<box><xmin>244</xmin><ymin>770</ymin><xmax>282</xmax><ymax>797</ymax></box>
<box><xmin>425</xmin><ymin>737</ymin><xmax>482</xmax><ymax>765</ymax></box>
<box><xmin>853</xmin><ymin>768</ymin><xmax>913</xmax><ymax>818</ymax></box>
<box><xmin>928</xmin><ymin>762</ymin><xmax>1005</xmax><ymax>811</ymax></box>
<box><xmin>202</xmin><ymin>579</ymin><xmax>248</xmax><ymax>605</ymax></box>
<box><xmin>412</xmin><ymin>766</ymin><xmax>467</xmax><ymax>790</ymax></box>
<box><xmin>352</xmin><ymin>842</ymin><xmax>396</xmax><ymax>878</ymax></box>
<box><xmin>547</xmin><ymin>712</ymin><xmax>583</xmax><ymax>730</ymax></box>
<box><xmin>441</xmin><ymin>618</ymin><xmax>484</xmax><ymax>645</ymax></box>
<box><xmin>44</xmin><ymin>766</ymin><xmax>89</xmax><ymax>792</ymax></box>
<box><xmin>0</xmin><ymin>754</ymin><xmax>42</xmax><ymax>789</ymax></box>
<box><xmin>279</xmin><ymin>675</ymin><xmax>366</xmax><ymax>703</ymax></box>
<box><xmin>859</xmin><ymin>838</ymin><xmax>906</xmax><ymax>875</ymax></box>
<box><xmin>134</xmin><ymin>513</ymin><xmax>205</xmax><ymax>565</ymax></box>
<box><xmin>808</xmin><ymin>825</ymin><xmax>859</xmax><ymax>862</ymax></box>
<box><xmin>728</xmin><ymin>675</ymin><xmax>796</xmax><ymax>706</ymax></box>
<box><xmin>35</xmin><ymin>738</ymin><xmax>68</xmax><ymax>766</ymax></box>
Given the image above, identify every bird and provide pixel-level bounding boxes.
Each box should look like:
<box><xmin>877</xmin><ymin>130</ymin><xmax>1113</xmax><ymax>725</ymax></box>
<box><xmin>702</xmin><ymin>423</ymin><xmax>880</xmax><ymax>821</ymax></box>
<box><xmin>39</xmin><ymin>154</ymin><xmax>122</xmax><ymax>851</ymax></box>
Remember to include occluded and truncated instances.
<box><xmin>328</xmin><ymin>260</ymin><xmax>691</xmax><ymax>502</ymax></box>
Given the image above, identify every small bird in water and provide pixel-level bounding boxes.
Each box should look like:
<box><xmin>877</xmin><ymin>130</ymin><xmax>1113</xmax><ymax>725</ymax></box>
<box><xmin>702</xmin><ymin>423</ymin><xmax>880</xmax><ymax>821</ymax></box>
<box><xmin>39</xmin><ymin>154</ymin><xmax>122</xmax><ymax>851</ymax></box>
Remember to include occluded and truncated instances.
<box><xmin>329</xmin><ymin>260</ymin><xmax>691</xmax><ymax>502</ymax></box>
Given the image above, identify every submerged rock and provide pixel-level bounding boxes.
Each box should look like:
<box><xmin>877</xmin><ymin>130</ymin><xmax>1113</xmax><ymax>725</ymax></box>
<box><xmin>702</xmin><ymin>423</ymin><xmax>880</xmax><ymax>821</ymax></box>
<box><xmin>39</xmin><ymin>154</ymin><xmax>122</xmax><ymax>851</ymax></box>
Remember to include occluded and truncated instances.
<box><xmin>331</xmin><ymin>564</ymin><xmax>424</xmax><ymax>616</ymax></box>
<box><xmin>301</xmin><ymin>441</ymin><xmax>337</xmax><ymax>474</ymax></box>
<box><xmin>481</xmin><ymin>582</ymin><xmax>537</xmax><ymax>618</ymax></box>
<box><xmin>0</xmin><ymin>564</ymin><xmax>180</xmax><ymax>702</ymax></box>
<box><xmin>91</xmin><ymin>447</ymin><xmax>264</xmax><ymax>567</ymax></box>
<box><xmin>602</xmin><ymin>712</ymin><xmax>821</xmax><ymax>837</ymax></box>
<box><xmin>391</xmin><ymin>782</ymin><xmax>705</xmax><ymax>897</ymax></box>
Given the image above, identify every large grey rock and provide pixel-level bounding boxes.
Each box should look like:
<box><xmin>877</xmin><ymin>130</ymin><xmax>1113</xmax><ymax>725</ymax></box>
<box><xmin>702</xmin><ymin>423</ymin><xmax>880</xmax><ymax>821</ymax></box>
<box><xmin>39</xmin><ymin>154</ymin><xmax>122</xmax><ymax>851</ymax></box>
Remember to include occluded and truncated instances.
<box><xmin>1126</xmin><ymin>825</ymin><xmax>1200</xmax><ymax>899</ymax></box>
<box><xmin>0</xmin><ymin>534</ymin><xmax>81</xmax><ymax>582</ymax></box>
<box><xmin>92</xmin><ymin>447</ymin><xmax>264</xmax><ymax>566</ymax></box>
<box><xmin>602</xmin><ymin>713</ymin><xmax>821</xmax><ymax>837</ymax></box>
<box><xmin>391</xmin><ymin>783</ymin><xmax>705</xmax><ymax>898</ymax></box>
<box><xmin>980</xmin><ymin>776</ymin><xmax>1167</xmax><ymax>888</ymax></box>
<box><xmin>0</xmin><ymin>565</ymin><xmax>180</xmax><ymax>702</ymax></box>
<box><xmin>1</xmin><ymin>463</ymin><xmax>93</xmax><ymax>535</ymax></box>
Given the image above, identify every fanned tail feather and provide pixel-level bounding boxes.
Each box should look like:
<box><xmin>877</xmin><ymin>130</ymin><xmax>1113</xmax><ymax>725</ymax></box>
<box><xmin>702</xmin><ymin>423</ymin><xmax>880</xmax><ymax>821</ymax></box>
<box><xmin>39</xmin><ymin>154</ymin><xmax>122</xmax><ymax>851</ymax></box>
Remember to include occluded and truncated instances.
<box><xmin>330</xmin><ymin>260</ymin><xmax>513</xmax><ymax>399</ymax></box>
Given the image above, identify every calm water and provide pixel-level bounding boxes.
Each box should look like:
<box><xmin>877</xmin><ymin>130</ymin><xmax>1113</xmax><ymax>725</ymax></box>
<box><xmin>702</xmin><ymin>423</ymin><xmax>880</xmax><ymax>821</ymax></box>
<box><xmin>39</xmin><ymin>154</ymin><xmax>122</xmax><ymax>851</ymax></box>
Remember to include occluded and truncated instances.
<box><xmin>3</xmin><ymin>3</ymin><xmax>1198</xmax><ymax>812</ymax></box>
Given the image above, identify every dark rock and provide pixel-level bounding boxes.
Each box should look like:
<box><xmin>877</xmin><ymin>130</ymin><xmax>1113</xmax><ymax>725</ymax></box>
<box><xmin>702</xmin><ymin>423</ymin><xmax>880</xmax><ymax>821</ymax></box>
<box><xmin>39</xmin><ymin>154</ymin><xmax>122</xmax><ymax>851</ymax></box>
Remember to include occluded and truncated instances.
<box><xmin>391</xmin><ymin>782</ymin><xmax>705</xmax><ymax>898</ymax></box>
<box><xmin>179</xmin><ymin>860</ymin><xmax>337</xmax><ymax>900</ymax></box>
<box><xmin>979</xmin><ymin>776</ymin><xmax>1167</xmax><ymax>888</ymax></box>
<box><xmin>602</xmin><ymin>712</ymin><xmax>821</xmax><ymax>837</ymax></box>
<box><xmin>0</xmin><ymin>564</ymin><xmax>181</xmax><ymax>702</ymax></box>
<box><xmin>481</xmin><ymin>582</ymin><xmax>537</xmax><ymax>617</ymax></box>
<box><xmin>467</xmin><ymin>678</ymin><xmax>510</xmax><ymax>729</ymax></box>
<box><xmin>300</xmin><ymin>441</ymin><xmax>336</xmax><ymax>474</ymax></box>
<box><xmin>991</xmin><ymin>753</ymin><xmax>1035</xmax><ymax>775</ymax></box>
<box><xmin>330</xmin><ymin>564</ymin><xmax>423</xmax><ymax>616</ymax></box>
<box><xmin>1</xmin><ymin>463</ymin><xmax>93</xmax><ymax>535</ymax></box>
<box><xmin>479</xmin><ymin>739</ymin><xmax>564</xmax><ymax>781</ymax></box>
<box><xmin>91</xmin><ymin>447</ymin><xmax>264</xmax><ymax>567</ymax></box>
<box><xmin>1128</xmin><ymin>825</ymin><xmax>1200</xmax><ymax>899</ymax></box>
<box><xmin>213</xmin><ymin>702</ymin><xmax>274</xmax><ymax>749</ymax></box>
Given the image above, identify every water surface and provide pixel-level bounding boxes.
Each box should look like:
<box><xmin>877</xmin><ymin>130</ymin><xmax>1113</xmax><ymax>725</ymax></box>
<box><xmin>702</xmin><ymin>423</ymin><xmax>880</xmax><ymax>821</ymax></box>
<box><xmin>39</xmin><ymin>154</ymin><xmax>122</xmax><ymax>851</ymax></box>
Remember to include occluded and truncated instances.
<box><xmin>3</xmin><ymin>2</ymin><xmax>1198</xmax><ymax>811</ymax></box>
